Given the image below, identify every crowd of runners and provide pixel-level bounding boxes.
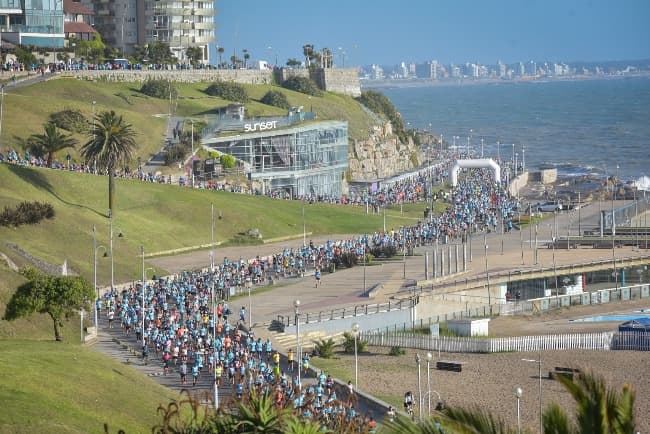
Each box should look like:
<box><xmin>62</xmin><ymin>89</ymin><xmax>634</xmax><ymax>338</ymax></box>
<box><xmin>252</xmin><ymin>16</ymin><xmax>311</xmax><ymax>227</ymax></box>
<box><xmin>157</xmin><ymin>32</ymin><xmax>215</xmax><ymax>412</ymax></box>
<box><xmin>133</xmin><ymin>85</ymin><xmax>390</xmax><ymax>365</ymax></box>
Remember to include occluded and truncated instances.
<box><xmin>99</xmin><ymin>271</ymin><xmax>383</xmax><ymax>431</ymax></box>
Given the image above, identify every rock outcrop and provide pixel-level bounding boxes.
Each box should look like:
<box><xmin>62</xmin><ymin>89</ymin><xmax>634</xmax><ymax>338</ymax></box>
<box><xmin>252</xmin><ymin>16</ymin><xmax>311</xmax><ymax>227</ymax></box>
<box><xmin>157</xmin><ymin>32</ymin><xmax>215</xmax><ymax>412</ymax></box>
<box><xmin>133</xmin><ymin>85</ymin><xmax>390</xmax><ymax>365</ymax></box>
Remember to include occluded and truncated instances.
<box><xmin>348</xmin><ymin>122</ymin><xmax>423</xmax><ymax>181</ymax></box>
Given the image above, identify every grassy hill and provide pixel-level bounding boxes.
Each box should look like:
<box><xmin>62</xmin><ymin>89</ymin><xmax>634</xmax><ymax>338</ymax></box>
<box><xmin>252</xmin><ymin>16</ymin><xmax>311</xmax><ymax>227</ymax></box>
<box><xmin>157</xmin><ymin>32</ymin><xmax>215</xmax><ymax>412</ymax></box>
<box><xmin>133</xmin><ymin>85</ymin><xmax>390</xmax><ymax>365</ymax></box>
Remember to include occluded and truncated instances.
<box><xmin>0</xmin><ymin>76</ymin><xmax>376</xmax><ymax>169</ymax></box>
<box><xmin>0</xmin><ymin>339</ymin><xmax>181</xmax><ymax>433</ymax></box>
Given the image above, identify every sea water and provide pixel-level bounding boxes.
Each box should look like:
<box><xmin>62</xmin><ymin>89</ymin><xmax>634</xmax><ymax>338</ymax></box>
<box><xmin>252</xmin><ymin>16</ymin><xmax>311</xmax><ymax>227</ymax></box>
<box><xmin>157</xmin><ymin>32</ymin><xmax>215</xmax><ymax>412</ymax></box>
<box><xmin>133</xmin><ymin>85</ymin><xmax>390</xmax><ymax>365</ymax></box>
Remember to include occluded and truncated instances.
<box><xmin>380</xmin><ymin>77</ymin><xmax>650</xmax><ymax>185</ymax></box>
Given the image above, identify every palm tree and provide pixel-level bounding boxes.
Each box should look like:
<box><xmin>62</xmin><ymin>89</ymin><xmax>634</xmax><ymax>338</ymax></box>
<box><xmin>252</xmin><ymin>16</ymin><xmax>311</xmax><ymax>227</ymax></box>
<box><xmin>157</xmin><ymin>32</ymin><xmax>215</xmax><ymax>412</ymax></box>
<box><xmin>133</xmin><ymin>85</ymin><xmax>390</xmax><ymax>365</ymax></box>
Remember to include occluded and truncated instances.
<box><xmin>543</xmin><ymin>371</ymin><xmax>635</xmax><ymax>434</ymax></box>
<box><xmin>303</xmin><ymin>44</ymin><xmax>314</xmax><ymax>67</ymax></box>
<box><xmin>242</xmin><ymin>49</ymin><xmax>250</xmax><ymax>69</ymax></box>
<box><xmin>28</xmin><ymin>122</ymin><xmax>77</xmax><ymax>166</ymax></box>
<box><xmin>217</xmin><ymin>46</ymin><xmax>224</xmax><ymax>67</ymax></box>
<box><xmin>80</xmin><ymin>110</ymin><xmax>137</xmax><ymax>216</ymax></box>
<box><xmin>388</xmin><ymin>370</ymin><xmax>635</xmax><ymax>434</ymax></box>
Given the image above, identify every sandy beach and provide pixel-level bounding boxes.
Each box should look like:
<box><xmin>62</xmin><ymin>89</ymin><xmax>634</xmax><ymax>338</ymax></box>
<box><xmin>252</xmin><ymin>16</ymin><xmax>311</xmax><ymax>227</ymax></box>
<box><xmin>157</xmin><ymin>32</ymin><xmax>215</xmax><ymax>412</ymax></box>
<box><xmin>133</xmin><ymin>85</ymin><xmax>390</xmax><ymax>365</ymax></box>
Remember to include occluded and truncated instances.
<box><xmin>311</xmin><ymin>299</ymin><xmax>650</xmax><ymax>432</ymax></box>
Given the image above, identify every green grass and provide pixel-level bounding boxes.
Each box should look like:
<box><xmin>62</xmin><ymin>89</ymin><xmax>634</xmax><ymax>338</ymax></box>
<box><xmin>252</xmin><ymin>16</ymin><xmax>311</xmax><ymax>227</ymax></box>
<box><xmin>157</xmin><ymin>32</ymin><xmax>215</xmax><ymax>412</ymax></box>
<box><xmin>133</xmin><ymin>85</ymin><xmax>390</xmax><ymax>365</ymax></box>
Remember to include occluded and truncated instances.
<box><xmin>1</xmin><ymin>77</ymin><xmax>376</xmax><ymax>168</ymax></box>
<box><xmin>0</xmin><ymin>163</ymin><xmax>409</xmax><ymax>286</ymax></box>
<box><xmin>0</xmin><ymin>340</ymin><xmax>180</xmax><ymax>433</ymax></box>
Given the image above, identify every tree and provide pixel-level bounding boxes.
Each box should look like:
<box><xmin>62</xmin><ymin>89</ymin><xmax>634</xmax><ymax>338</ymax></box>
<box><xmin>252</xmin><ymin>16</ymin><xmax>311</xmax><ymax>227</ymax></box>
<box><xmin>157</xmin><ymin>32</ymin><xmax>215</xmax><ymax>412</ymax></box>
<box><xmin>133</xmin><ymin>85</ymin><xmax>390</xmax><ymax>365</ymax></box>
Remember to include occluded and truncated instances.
<box><xmin>220</xmin><ymin>153</ymin><xmax>235</xmax><ymax>169</ymax></box>
<box><xmin>4</xmin><ymin>268</ymin><xmax>94</xmax><ymax>341</ymax></box>
<box><xmin>185</xmin><ymin>46</ymin><xmax>203</xmax><ymax>66</ymax></box>
<box><xmin>147</xmin><ymin>41</ymin><xmax>174</xmax><ymax>65</ymax></box>
<box><xmin>217</xmin><ymin>46</ymin><xmax>225</xmax><ymax>67</ymax></box>
<box><xmin>80</xmin><ymin>110</ymin><xmax>137</xmax><ymax>216</ymax></box>
<box><xmin>543</xmin><ymin>371</ymin><xmax>636</xmax><ymax>434</ymax></box>
<box><xmin>242</xmin><ymin>49</ymin><xmax>250</xmax><ymax>68</ymax></box>
<box><xmin>302</xmin><ymin>44</ymin><xmax>314</xmax><ymax>67</ymax></box>
<box><xmin>28</xmin><ymin>122</ymin><xmax>78</xmax><ymax>166</ymax></box>
<box><xmin>286</xmin><ymin>58</ymin><xmax>302</xmax><ymax>68</ymax></box>
<box><xmin>75</xmin><ymin>32</ymin><xmax>107</xmax><ymax>64</ymax></box>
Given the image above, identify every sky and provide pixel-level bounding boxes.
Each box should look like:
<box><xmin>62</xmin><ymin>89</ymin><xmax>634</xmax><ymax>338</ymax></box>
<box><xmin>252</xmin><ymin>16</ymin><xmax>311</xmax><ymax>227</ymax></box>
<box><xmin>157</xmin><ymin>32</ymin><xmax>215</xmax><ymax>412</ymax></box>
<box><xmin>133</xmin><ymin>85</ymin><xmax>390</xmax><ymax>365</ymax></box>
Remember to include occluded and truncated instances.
<box><xmin>213</xmin><ymin>0</ymin><xmax>650</xmax><ymax>68</ymax></box>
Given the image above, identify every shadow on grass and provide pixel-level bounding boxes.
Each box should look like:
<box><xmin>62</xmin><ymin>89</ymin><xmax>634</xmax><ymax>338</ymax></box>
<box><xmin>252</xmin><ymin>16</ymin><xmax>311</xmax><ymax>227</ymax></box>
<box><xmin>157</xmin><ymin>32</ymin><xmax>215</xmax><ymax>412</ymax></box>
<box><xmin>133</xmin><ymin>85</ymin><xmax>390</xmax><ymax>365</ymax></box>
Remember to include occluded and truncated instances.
<box><xmin>6</xmin><ymin>165</ymin><xmax>107</xmax><ymax>218</ymax></box>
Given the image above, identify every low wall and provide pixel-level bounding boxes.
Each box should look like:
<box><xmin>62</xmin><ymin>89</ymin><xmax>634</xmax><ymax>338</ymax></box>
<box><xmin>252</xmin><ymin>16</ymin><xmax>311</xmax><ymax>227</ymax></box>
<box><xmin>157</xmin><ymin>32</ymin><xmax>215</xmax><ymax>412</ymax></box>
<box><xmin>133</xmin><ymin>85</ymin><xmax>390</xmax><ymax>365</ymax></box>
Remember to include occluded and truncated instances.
<box><xmin>508</xmin><ymin>171</ymin><xmax>529</xmax><ymax>196</ymax></box>
<box><xmin>284</xmin><ymin>307</ymin><xmax>413</xmax><ymax>335</ymax></box>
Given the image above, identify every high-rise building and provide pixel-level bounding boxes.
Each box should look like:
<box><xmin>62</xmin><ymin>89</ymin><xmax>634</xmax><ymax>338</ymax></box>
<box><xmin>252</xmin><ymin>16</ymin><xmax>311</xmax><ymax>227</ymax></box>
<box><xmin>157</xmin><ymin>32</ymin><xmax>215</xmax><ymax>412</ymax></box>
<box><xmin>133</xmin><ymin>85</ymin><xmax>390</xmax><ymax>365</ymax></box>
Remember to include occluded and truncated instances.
<box><xmin>0</xmin><ymin>0</ymin><xmax>65</xmax><ymax>48</ymax></box>
<box><xmin>414</xmin><ymin>60</ymin><xmax>437</xmax><ymax>79</ymax></box>
<box><xmin>81</xmin><ymin>0</ymin><xmax>216</xmax><ymax>64</ymax></box>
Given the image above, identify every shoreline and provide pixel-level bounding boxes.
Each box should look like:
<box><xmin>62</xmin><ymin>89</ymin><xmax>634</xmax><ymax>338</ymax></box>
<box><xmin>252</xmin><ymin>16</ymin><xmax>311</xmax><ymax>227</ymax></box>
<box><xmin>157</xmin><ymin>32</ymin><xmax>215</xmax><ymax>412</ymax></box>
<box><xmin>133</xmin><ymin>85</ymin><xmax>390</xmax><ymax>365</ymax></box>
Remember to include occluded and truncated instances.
<box><xmin>361</xmin><ymin>71</ymin><xmax>650</xmax><ymax>90</ymax></box>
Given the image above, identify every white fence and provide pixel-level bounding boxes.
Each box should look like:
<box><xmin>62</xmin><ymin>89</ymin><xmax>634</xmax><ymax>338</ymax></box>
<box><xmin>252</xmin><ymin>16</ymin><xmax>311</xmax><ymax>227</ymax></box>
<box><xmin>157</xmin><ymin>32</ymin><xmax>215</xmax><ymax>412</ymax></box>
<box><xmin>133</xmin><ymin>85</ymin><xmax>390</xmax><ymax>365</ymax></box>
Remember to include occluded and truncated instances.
<box><xmin>361</xmin><ymin>331</ymin><xmax>650</xmax><ymax>353</ymax></box>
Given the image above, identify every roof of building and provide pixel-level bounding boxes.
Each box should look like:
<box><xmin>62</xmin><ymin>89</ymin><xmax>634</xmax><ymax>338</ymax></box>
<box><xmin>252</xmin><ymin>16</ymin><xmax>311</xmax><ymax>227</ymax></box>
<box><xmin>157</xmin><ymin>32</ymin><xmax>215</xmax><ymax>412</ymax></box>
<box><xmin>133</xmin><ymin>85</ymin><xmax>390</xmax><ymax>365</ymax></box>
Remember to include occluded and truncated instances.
<box><xmin>64</xmin><ymin>21</ymin><xmax>97</xmax><ymax>34</ymax></box>
<box><xmin>202</xmin><ymin>120</ymin><xmax>348</xmax><ymax>145</ymax></box>
<box><xmin>63</xmin><ymin>0</ymin><xmax>94</xmax><ymax>15</ymax></box>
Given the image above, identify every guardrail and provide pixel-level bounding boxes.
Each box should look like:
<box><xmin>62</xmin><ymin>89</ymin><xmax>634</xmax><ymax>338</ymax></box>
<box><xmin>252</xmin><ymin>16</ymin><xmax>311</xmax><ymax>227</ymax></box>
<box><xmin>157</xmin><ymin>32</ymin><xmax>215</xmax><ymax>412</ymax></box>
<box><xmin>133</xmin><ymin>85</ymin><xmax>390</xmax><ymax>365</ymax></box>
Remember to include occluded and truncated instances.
<box><xmin>414</xmin><ymin>253</ymin><xmax>650</xmax><ymax>294</ymax></box>
<box><xmin>276</xmin><ymin>298</ymin><xmax>415</xmax><ymax>328</ymax></box>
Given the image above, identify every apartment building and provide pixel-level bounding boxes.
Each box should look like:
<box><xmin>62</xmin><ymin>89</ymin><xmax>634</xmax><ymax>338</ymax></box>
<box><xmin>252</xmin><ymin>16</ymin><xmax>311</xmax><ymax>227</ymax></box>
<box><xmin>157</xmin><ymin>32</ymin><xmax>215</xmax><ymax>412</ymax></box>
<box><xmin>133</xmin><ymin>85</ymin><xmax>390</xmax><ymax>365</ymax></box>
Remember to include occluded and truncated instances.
<box><xmin>81</xmin><ymin>0</ymin><xmax>215</xmax><ymax>64</ymax></box>
<box><xmin>0</xmin><ymin>0</ymin><xmax>65</xmax><ymax>48</ymax></box>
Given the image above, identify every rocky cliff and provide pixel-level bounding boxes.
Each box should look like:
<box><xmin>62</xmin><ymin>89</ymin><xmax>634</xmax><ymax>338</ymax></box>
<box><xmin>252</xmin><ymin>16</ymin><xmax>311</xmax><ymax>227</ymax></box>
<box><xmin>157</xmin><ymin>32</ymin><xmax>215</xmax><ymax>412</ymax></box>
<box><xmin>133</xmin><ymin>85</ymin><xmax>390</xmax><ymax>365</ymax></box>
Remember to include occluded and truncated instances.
<box><xmin>348</xmin><ymin>122</ymin><xmax>423</xmax><ymax>181</ymax></box>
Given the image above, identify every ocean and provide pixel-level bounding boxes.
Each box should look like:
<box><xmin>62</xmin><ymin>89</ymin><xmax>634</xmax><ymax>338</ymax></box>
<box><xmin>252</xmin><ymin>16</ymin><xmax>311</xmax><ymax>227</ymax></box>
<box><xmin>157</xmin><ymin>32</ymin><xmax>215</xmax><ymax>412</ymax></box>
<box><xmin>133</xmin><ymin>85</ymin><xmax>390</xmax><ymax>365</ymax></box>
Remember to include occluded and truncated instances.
<box><xmin>379</xmin><ymin>77</ymin><xmax>650</xmax><ymax>187</ymax></box>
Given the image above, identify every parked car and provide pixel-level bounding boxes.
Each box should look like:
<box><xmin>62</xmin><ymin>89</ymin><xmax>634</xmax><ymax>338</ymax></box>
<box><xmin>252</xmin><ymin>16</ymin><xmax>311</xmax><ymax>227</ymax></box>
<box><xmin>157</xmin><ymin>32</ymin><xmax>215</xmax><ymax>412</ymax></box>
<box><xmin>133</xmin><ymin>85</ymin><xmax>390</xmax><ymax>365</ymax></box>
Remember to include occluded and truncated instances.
<box><xmin>536</xmin><ymin>201</ymin><xmax>563</xmax><ymax>212</ymax></box>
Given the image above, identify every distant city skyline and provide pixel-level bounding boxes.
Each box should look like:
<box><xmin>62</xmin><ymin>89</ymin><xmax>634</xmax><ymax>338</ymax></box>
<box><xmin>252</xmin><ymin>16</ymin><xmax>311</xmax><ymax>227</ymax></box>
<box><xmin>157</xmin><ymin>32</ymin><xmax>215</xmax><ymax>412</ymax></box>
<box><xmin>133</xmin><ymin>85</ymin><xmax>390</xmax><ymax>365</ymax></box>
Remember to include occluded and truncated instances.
<box><xmin>215</xmin><ymin>0</ymin><xmax>650</xmax><ymax>68</ymax></box>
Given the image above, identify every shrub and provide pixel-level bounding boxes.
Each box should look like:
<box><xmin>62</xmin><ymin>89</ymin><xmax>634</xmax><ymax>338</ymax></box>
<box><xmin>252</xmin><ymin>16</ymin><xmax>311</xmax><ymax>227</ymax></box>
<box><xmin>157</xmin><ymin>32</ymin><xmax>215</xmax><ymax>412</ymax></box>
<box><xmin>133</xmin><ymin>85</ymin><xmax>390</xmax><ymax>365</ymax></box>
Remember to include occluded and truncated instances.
<box><xmin>339</xmin><ymin>252</ymin><xmax>358</xmax><ymax>268</ymax></box>
<box><xmin>370</xmin><ymin>245</ymin><xmax>397</xmax><ymax>258</ymax></box>
<box><xmin>260</xmin><ymin>90</ymin><xmax>290</xmax><ymax>109</ymax></box>
<box><xmin>313</xmin><ymin>338</ymin><xmax>336</xmax><ymax>359</ymax></box>
<box><xmin>388</xmin><ymin>346</ymin><xmax>406</xmax><ymax>356</ymax></box>
<box><xmin>140</xmin><ymin>79</ymin><xmax>177</xmax><ymax>99</ymax></box>
<box><xmin>356</xmin><ymin>90</ymin><xmax>408</xmax><ymax>143</ymax></box>
<box><xmin>205</xmin><ymin>81</ymin><xmax>249</xmax><ymax>102</ymax></box>
<box><xmin>281</xmin><ymin>76</ymin><xmax>323</xmax><ymax>96</ymax></box>
<box><xmin>342</xmin><ymin>332</ymin><xmax>367</xmax><ymax>354</ymax></box>
<box><xmin>164</xmin><ymin>143</ymin><xmax>188</xmax><ymax>165</ymax></box>
<box><xmin>0</xmin><ymin>201</ymin><xmax>55</xmax><ymax>227</ymax></box>
<box><xmin>50</xmin><ymin>109</ymin><xmax>89</xmax><ymax>133</ymax></box>
<box><xmin>220</xmin><ymin>154</ymin><xmax>235</xmax><ymax>169</ymax></box>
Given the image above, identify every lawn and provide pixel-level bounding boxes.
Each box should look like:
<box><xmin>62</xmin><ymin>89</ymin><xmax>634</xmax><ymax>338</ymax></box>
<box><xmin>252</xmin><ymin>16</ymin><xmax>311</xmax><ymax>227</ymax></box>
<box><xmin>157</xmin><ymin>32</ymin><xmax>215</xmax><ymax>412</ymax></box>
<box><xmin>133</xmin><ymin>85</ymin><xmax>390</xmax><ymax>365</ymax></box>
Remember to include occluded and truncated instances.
<box><xmin>0</xmin><ymin>340</ymin><xmax>181</xmax><ymax>433</ymax></box>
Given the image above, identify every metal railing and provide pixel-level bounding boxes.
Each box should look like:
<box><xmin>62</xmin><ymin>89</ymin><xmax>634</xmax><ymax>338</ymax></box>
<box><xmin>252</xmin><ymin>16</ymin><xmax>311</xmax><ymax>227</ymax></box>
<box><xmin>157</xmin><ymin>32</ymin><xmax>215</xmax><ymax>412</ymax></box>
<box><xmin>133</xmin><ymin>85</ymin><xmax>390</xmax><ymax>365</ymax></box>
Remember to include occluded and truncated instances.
<box><xmin>277</xmin><ymin>297</ymin><xmax>415</xmax><ymax>328</ymax></box>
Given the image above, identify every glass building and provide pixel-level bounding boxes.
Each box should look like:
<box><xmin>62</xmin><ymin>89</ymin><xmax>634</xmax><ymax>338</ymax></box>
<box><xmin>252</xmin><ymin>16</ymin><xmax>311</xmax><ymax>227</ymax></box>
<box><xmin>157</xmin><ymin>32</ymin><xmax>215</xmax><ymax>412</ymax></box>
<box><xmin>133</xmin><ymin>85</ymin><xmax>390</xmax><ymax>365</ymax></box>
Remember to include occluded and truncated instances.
<box><xmin>0</xmin><ymin>0</ymin><xmax>64</xmax><ymax>48</ymax></box>
<box><xmin>202</xmin><ymin>119</ymin><xmax>349</xmax><ymax>198</ymax></box>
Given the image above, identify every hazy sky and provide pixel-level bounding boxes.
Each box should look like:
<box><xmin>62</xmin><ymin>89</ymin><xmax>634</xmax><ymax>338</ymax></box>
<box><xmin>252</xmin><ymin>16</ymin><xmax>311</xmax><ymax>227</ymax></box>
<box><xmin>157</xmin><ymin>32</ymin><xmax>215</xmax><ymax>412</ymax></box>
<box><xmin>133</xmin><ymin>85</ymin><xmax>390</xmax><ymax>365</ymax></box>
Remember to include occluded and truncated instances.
<box><xmin>214</xmin><ymin>0</ymin><xmax>650</xmax><ymax>67</ymax></box>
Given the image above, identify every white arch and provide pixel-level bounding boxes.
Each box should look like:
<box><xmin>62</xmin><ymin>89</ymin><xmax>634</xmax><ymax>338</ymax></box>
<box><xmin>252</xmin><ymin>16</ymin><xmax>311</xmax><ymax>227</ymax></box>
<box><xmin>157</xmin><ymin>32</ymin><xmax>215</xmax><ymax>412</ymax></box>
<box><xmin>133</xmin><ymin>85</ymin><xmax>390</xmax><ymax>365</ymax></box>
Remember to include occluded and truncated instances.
<box><xmin>449</xmin><ymin>159</ymin><xmax>501</xmax><ymax>186</ymax></box>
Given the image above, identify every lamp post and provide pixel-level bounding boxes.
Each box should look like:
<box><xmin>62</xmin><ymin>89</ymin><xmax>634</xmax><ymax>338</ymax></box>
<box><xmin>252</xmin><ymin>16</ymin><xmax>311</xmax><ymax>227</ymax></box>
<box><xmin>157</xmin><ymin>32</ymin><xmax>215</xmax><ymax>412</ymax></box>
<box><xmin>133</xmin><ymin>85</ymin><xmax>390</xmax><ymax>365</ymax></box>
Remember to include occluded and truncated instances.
<box><xmin>415</xmin><ymin>353</ymin><xmax>423</xmax><ymax>422</ymax></box>
<box><xmin>302</xmin><ymin>203</ymin><xmax>306</xmax><ymax>248</ymax></box>
<box><xmin>514</xmin><ymin>387</ymin><xmax>523</xmax><ymax>434</ymax></box>
<box><xmin>140</xmin><ymin>245</ymin><xmax>145</xmax><ymax>346</ymax></box>
<box><xmin>485</xmin><ymin>243</ymin><xmax>491</xmax><ymax>307</ymax></box>
<box><xmin>191</xmin><ymin>120</ymin><xmax>195</xmax><ymax>188</ymax></box>
<box><xmin>0</xmin><ymin>85</ymin><xmax>5</xmax><ymax>155</ymax></box>
<box><xmin>92</xmin><ymin>100</ymin><xmax>96</xmax><ymax>142</ymax></box>
<box><xmin>426</xmin><ymin>352</ymin><xmax>432</xmax><ymax>415</ymax></box>
<box><xmin>362</xmin><ymin>242</ymin><xmax>367</xmax><ymax>293</ymax></box>
<box><xmin>522</xmin><ymin>355</ymin><xmax>543</xmax><ymax>434</ymax></box>
<box><xmin>92</xmin><ymin>226</ymin><xmax>106</xmax><ymax>330</ymax></box>
<box><xmin>294</xmin><ymin>299</ymin><xmax>301</xmax><ymax>389</ymax></box>
<box><xmin>352</xmin><ymin>322</ymin><xmax>359</xmax><ymax>391</ymax></box>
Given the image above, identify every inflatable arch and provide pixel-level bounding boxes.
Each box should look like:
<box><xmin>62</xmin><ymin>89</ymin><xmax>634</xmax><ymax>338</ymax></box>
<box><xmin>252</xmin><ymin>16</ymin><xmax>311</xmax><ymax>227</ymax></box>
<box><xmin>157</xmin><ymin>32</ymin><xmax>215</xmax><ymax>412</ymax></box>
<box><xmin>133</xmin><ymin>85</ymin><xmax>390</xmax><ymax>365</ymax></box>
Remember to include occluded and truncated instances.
<box><xmin>449</xmin><ymin>159</ymin><xmax>501</xmax><ymax>187</ymax></box>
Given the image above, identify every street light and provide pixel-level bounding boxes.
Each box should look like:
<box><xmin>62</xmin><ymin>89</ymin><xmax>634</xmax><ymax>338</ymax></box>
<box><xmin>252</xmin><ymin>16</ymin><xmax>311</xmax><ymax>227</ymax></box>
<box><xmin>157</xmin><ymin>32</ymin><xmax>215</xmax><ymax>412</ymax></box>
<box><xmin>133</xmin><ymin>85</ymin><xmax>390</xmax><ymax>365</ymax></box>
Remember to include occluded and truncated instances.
<box><xmin>352</xmin><ymin>322</ymin><xmax>360</xmax><ymax>391</ymax></box>
<box><xmin>426</xmin><ymin>352</ymin><xmax>433</xmax><ymax>415</ymax></box>
<box><xmin>514</xmin><ymin>386</ymin><xmax>523</xmax><ymax>434</ymax></box>
<box><xmin>522</xmin><ymin>356</ymin><xmax>543</xmax><ymax>434</ymax></box>
<box><xmin>485</xmin><ymin>243</ymin><xmax>491</xmax><ymax>307</ymax></box>
<box><xmin>415</xmin><ymin>353</ymin><xmax>423</xmax><ymax>422</ymax></box>
<box><xmin>91</xmin><ymin>100</ymin><xmax>96</xmax><ymax>142</ymax></box>
<box><xmin>92</xmin><ymin>225</ymin><xmax>107</xmax><ymax>330</ymax></box>
<box><xmin>294</xmin><ymin>299</ymin><xmax>301</xmax><ymax>390</ymax></box>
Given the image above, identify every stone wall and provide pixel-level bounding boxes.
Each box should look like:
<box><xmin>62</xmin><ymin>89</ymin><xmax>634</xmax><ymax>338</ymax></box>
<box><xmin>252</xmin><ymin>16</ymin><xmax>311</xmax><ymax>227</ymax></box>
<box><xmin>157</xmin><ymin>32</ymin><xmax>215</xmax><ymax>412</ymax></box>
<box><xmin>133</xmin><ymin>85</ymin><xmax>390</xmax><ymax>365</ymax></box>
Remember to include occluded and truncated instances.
<box><xmin>348</xmin><ymin>122</ymin><xmax>423</xmax><ymax>181</ymax></box>
<box><xmin>70</xmin><ymin>67</ymin><xmax>361</xmax><ymax>96</ymax></box>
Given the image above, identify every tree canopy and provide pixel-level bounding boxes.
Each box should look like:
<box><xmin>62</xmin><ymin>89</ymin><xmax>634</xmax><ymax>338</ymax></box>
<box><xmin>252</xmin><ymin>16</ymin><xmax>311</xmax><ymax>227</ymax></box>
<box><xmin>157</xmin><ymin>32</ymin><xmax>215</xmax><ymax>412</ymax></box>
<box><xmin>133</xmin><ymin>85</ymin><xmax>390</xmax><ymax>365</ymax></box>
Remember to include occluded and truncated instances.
<box><xmin>4</xmin><ymin>268</ymin><xmax>94</xmax><ymax>341</ymax></box>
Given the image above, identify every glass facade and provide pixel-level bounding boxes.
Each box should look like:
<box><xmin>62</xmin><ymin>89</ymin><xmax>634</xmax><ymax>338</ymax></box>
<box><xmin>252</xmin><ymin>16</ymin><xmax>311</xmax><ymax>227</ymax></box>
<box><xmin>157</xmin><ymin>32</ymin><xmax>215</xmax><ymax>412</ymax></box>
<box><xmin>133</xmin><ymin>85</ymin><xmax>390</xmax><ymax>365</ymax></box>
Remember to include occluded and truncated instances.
<box><xmin>203</xmin><ymin>121</ymin><xmax>349</xmax><ymax>198</ymax></box>
<box><xmin>0</xmin><ymin>0</ymin><xmax>64</xmax><ymax>47</ymax></box>
<box><xmin>24</xmin><ymin>0</ymin><xmax>63</xmax><ymax>33</ymax></box>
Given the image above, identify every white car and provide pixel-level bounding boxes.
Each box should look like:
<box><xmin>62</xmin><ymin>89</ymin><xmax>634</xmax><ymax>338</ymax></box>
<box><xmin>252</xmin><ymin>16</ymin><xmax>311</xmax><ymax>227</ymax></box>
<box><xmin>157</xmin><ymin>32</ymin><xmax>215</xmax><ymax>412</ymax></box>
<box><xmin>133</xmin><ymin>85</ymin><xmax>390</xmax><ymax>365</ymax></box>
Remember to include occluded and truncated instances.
<box><xmin>536</xmin><ymin>201</ymin><xmax>563</xmax><ymax>212</ymax></box>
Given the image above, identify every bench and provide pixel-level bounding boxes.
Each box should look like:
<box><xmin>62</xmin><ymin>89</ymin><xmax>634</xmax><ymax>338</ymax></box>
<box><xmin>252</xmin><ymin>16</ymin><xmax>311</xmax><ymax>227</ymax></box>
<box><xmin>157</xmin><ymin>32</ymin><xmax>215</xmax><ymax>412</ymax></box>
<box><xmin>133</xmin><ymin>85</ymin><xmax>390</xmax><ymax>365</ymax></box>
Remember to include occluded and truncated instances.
<box><xmin>436</xmin><ymin>360</ymin><xmax>464</xmax><ymax>372</ymax></box>
<box><xmin>549</xmin><ymin>367</ymin><xmax>582</xmax><ymax>381</ymax></box>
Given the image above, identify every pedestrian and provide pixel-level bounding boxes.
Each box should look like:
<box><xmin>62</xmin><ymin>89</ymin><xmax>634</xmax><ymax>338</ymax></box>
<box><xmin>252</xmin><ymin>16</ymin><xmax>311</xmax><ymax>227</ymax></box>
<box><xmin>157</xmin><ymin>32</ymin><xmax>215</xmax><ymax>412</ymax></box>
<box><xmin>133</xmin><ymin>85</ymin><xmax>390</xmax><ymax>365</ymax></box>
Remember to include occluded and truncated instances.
<box><xmin>314</xmin><ymin>267</ymin><xmax>321</xmax><ymax>287</ymax></box>
<box><xmin>180</xmin><ymin>362</ymin><xmax>188</xmax><ymax>385</ymax></box>
<box><xmin>287</xmin><ymin>348</ymin><xmax>295</xmax><ymax>371</ymax></box>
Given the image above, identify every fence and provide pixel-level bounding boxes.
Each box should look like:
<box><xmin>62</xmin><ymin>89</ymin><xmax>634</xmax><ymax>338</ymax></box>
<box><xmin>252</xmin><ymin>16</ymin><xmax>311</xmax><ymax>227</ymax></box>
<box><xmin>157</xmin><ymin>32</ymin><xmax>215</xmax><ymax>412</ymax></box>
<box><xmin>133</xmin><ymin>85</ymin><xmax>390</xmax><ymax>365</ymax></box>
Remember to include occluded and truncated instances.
<box><xmin>361</xmin><ymin>331</ymin><xmax>650</xmax><ymax>353</ymax></box>
<box><xmin>276</xmin><ymin>298</ymin><xmax>415</xmax><ymax>328</ymax></box>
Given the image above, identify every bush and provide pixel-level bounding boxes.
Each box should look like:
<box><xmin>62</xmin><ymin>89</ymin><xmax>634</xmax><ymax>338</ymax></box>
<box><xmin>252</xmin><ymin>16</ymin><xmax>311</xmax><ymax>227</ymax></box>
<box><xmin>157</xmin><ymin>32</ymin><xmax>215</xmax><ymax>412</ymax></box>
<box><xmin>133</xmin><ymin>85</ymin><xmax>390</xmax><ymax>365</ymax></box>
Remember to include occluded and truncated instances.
<box><xmin>220</xmin><ymin>154</ymin><xmax>235</xmax><ymax>169</ymax></box>
<box><xmin>281</xmin><ymin>76</ymin><xmax>323</xmax><ymax>96</ymax></box>
<box><xmin>50</xmin><ymin>109</ymin><xmax>89</xmax><ymax>133</ymax></box>
<box><xmin>260</xmin><ymin>90</ymin><xmax>290</xmax><ymax>109</ymax></box>
<box><xmin>342</xmin><ymin>332</ymin><xmax>367</xmax><ymax>354</ymax></box>
<box><xmin>140</xmin><ymin>79</ymin><xmax>177</xmax><ymax>99</ymax></box>
<box><xmin>370</xmin><ymin>245</ymin><xmax>397</xmax><ymax>258</ymax></box>
<box><xmin>205</xmin><ymin>81</ymin><xmax>249</xmax><ymax>102</ymax></box>
<box><xmin>0</xmin><ymin>201</ymin><xmax>55</xmax><ymax>227</ymax></box>
<box><xmin>313</xmin><ymin>338</ymin><xmax>336</xmax><ymax>359</ymax></box>
<box><xmin>388</xmin><ymin>346</ymin><xmax>406</xmax><ymax>356</ymax></box>
<box><xmin>339</xmin><ymin>252</ymin><xmax>358</xmax><ymax>268</ymax></box>
<box><xmin>164</xmin><ymin>143</ymin><xmax>188</xmax><ymax>165</ymax></box>
<box><xmin>356</xmin><ymin>90</ymin><xmax>408</xmax><ymax>144</ymax></box>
